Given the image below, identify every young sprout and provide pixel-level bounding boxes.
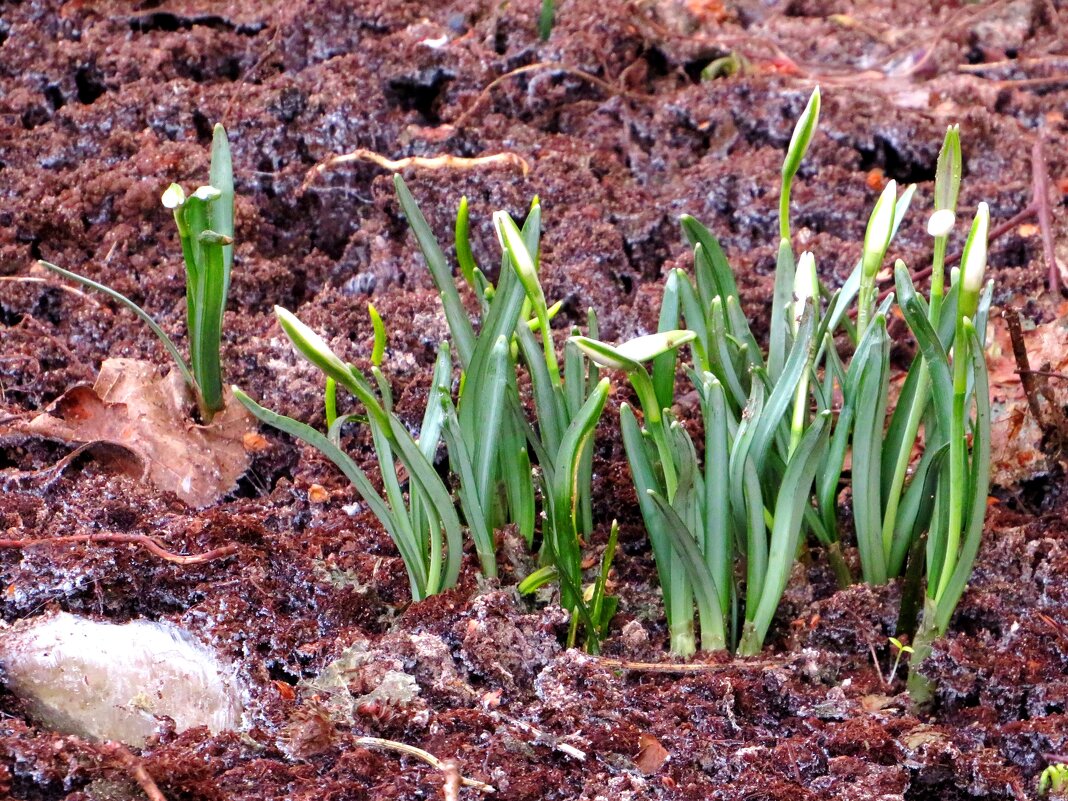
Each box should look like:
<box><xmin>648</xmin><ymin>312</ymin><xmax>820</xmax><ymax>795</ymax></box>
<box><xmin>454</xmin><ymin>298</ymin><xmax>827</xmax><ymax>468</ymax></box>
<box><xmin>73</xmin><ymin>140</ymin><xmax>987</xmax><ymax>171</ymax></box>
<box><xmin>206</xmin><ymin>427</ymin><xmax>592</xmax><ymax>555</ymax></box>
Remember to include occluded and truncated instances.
<box><xmin>539</xmin><ymin>0</ymin><xmax>554</xmax><ymax>39</ymax></box>
<box><xmin>1040</xmin><ymin>764</ymin><xmax>1068</xmax><ymax>797</ymax></box>
<box><xmin>886</xmin><ymin>636</ymin><xmax>914</xmax><ymax>685</ymax></box>
<box><xmin>43</xmin><ymin>124</ymin><xmax>235</xmax><ymax>422</ymax></box>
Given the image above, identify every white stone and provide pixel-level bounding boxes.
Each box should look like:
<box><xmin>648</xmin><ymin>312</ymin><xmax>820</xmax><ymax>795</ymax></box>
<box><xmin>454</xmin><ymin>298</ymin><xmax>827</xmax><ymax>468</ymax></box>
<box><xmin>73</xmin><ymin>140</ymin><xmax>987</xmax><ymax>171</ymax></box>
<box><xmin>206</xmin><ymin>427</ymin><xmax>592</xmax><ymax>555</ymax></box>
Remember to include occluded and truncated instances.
<box><xmin>0</xmin><ymin>612</ymin><xmax>243</xmax><ymax>746</ymax></box>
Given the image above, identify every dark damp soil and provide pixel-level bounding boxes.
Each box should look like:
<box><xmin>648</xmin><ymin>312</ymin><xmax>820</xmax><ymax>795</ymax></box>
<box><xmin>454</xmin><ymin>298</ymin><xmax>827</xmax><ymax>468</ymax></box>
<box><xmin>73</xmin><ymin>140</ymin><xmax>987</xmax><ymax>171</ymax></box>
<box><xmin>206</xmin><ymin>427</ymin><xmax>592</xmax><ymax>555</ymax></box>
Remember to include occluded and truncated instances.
<box><xmin>2</xmin><ymin>0</ymin><xmax>1068</xmax><ymax>799</ymax></box>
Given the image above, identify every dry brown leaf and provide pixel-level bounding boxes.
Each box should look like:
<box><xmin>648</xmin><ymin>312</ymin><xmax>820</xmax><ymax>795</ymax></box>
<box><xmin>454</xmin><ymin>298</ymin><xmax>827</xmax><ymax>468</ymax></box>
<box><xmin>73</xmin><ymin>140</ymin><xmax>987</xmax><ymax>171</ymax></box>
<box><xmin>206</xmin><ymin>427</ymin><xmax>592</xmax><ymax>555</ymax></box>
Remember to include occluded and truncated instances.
<box><xmin>23</xmin><ymin>358</ymin><xmax>251</xmax><ymax>507</ymax></box>
<box><xmin>986</xmin><ymin>314</ymin><xmax>1068</xmax><ymax>486</ymax></box>
<box><xmin>635</xmin><ymin>732</ymin><xmax>670</xmax><ymax>775</ymax></box>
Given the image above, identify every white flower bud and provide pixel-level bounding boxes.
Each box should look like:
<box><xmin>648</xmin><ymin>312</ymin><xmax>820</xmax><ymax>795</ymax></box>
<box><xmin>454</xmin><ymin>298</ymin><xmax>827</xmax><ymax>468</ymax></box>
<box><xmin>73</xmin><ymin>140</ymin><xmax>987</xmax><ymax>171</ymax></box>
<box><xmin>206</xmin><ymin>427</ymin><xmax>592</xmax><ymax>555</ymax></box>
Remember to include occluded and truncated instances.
<box><xmin>192</xmin><ymin>185</ymin><xmax>222</xmax><ymax>202</ymax></box>
<box><xmin>927</xmin><ymin>209</ymin><xmax>956</xmax><ymax>238</ymax></box>
<box><xmin>793</xmin><ymin>251</ymin><xmax>818</xmax><ymax>332</ymax></box>
<box><xmin>862</xmin><ymin>180</ymin><xmax>898</xmax><ymax>278</ymax></box>
<box><xmin>161</xmin><ymin>183</ymin><xmax>186</xmax><ymax>209</ymax></box>
<box><xmin>274</xmin><ymin>306</ymin><xmax>350</xmax><ymax>382</ymax></box>
<box><xmin>961</xmin><ymin>202</ymin><xmax>990</xmax><ymax>295</ymax></box>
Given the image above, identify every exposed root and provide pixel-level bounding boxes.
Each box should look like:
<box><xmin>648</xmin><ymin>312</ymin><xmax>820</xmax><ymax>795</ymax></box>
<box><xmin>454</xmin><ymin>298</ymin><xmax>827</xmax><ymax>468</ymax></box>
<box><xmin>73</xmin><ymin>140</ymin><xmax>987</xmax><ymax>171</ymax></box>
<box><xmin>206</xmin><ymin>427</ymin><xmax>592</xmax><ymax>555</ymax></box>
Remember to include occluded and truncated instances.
<box><xmin>0</xmin><ymin>532</ymin><xmax>239</xmax><ymax>566</ymax></box>
<box><xmin>449</xmin><ymin>61</ymin><xmax>652</xmax><ymax>130</ymax></box>
<box><xmin>103</xmin><ymin>743</ymin><xmax>168</xmax><ymax>801</ymax></box>
<box><xmin>354</xmin><ymin>736</ymin><xmax>495</xmax><ymax>794</ymax></box>
<box><xmin>594</xmin><ymin>656</ymin><xmax>775</xmax><ymax>673</ymax></box>
<box><xmin>305</xmin><ymin>148</ymin><xmax>530</xmax><ymax>187</ymax></box>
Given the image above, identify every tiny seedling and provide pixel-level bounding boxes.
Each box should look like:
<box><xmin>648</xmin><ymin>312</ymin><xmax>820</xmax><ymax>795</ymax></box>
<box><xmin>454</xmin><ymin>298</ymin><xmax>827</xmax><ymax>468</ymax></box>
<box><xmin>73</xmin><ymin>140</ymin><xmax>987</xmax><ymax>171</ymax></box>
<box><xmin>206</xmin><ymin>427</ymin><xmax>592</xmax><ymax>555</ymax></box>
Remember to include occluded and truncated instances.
<box><xmin>43</xmin><ymin>125</ymin><xmax>235</xmax><ymax>422</ymax></box>
<box><xmin>1040</xmin><ymin>764</ymin><xmax>1068</xmax><ymax>797</ymax></box>
<box><xmin>886</xmin><ymin>636</ymin><xmax>914</xmax><ymax>685</ymax></box>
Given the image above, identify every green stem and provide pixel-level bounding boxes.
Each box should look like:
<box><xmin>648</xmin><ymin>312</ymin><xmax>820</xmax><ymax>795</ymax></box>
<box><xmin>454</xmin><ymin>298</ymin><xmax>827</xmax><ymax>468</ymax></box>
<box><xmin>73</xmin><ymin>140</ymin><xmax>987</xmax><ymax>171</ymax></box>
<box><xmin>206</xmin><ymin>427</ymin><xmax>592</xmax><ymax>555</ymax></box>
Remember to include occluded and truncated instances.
<box><xmin>779</xmin><ymin>181</ymin><xmax>791</xmax><ymax>242</ymax></box>
<box><xmin>826</xmin><ymin>540</ymin><xmax>853</xmax><ymax>589</ymax></box>
<box><xmin>788</xmin><ymin>368</ymin><xmax>809</xmax><ymax>457</ymax></box>
<box><xmin>929</xmin><ymin>236</ymin><xmax>948</xmax><ymax>324</ymax></box>
<box><xmin>906</xmin><ymin>596</ymin><xmax>940</xmax><ymax>708</ymax></box>
<box><xmin>881</xmin><ymin>369</ymin><xmax>930</xmax><ymax>563</ymax></box>
<box><xmin>936</xmin><ymin>328</ymin><xmax>969</xmax><ymax>601</ymax></box>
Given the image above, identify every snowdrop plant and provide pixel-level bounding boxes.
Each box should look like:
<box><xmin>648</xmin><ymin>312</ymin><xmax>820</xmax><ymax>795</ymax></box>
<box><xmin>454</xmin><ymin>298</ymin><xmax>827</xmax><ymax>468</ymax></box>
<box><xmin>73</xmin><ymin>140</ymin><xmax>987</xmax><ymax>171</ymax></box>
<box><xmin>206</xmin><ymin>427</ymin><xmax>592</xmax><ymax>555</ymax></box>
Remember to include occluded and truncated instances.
<box><xmin>234</xmin><ymin>307</ymin><xmax>464</xmax><ymax>602</ymax></box>
<box><xmin>43</xmin><ymin>124</ymin><xmax>235</xmax><ymax>422</ymax></box>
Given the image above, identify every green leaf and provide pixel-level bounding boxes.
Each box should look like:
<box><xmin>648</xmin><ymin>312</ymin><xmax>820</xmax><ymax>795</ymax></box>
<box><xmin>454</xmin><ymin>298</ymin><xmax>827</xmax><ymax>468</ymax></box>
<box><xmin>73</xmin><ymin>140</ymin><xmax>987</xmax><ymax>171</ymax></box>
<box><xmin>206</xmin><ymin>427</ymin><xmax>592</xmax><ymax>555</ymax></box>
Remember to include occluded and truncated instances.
<box><xmin>701</xmin><ymin>377</ymin><xmax>732</xmax><ymax>618</ymax></box>
<box><xmin>394</xmin><ymin>174</ymin><xmax>476</xmax><ymax>367</ymax></box>
<box><xmin>850</xmin><ymin>315</ymin><xmax>891</xmax><ymax>585</ymax></box>
<box><xmin>648</xmin><ymin>490</ymin><xmax>727</xmax><ymax>651</ymax></box>
<box><xmin>653</xmin><ymin>270</ymin><xmax>682</xmax><ymax>411</ymax></box>
<box><xmin>742</xmin><ymin>411</ymin><xmax>830</xmax><ymax>653</ymax></box>
<box><xmin>455</xmin><ymin>197</ymin><xmax>478</xmax><ymax>290</ymax></box>
<box><xmin>39</xmin><ymin>260</ymin><xmax>197</xmax><ymax>396</ymax></box>
<box><xmin>768</xmin><ymin>238</ymin><xmax>795</xmax><ymax>382</ymax></box>
<box><xmin>547</xmin><ymin>378</ymin><xmax>610</xmax><ymax>611</ymax></box>
<box><xmin>368</xmin><ymin>303</ymin><xmax>388</xmax><ymax>367</ymax></box>
<box><xmin>233</xmin><ymin>387</ymin><xmax>429</xmax><ymax>600</ymax></box>
<box><xmin>440</xmin><ymin>396</ymin><xmax>496</xmax><ymax>578</ymax></box>
<box><xmin>680</xmin><ymin>216</ymin><xmax>741</xmax><ymax>303</ymax></box>
<box><xmin>209</xmin><ymin>123</ymin><xmax>234</xmax><ymax>296</ymax></box>
<box><xmin>518</xmin><ymin>565</ymin><xmax>558</xmax><ymax>595</ymax></box>
<box><xmin>935</xmin><ymin>322</ymin><xmax>991</xmax><ymax>632</ymax></box>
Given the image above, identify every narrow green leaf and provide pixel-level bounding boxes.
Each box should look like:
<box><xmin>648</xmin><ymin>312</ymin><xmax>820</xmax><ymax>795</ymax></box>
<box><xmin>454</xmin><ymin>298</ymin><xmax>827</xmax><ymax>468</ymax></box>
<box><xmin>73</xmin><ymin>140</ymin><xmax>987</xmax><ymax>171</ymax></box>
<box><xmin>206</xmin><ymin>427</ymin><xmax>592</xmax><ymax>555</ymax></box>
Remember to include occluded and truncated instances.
<box><xmin>394</xmin><ymin>174</ymin><xmax>476</xmax><ymax>367</ymax></box>
<box><xmin>232</xmin><ymin>387</ymin><xmax>428</xmax><ymax>599</ymax></box>
<box><xmin>744</xmin><ymin>411</ymin><xmax>830</xmax><ymax>652</ymax></box>
<box><xmin>455</xmin><ymin>197</ymin><xmax>478</xmax><ymax>290</ymax></box>
<box><xmin>40</xmin><ymin>260</ymin><xmax>197</xmax><ymax>395</ymax></box>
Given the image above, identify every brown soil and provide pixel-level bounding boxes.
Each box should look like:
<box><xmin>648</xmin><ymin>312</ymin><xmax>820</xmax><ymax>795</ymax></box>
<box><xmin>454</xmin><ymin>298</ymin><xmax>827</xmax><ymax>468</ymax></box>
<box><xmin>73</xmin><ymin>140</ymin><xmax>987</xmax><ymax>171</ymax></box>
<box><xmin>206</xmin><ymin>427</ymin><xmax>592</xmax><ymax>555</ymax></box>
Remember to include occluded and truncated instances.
<box><xmin>2</xmin><ymin>0</ymin><xmax>1068</xmax><ymax>799</ymax></box>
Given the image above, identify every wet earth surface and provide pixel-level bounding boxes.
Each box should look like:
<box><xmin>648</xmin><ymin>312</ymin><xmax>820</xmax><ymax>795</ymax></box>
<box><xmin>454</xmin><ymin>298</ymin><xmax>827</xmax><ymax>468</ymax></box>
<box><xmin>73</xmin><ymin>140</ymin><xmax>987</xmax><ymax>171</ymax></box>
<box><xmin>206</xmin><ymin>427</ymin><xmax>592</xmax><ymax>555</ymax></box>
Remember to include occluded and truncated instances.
<box><xmin>1</xmin><ymin>0</ymin><xmax>1068</xmax><ymax>798</ymax></box>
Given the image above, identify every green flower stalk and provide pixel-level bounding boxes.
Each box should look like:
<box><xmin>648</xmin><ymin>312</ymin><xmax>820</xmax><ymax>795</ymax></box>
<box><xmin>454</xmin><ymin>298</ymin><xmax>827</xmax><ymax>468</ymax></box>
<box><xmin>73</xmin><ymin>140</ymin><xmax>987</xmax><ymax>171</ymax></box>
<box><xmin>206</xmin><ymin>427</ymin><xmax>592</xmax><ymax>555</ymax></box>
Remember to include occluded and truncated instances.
<box><xmin>879</xmin><ymin>129</ymin><xmax>963</xmax><ymax>579</ymax></box>
<box><xmin>901</xmin><ymin>200</ymin><xmax>992</xmax><ymax>705</ymax></box>
<box><xmin>780</xmin><ymin>87</ymin><xmax>821</xmax><ymax>241</ymax></box>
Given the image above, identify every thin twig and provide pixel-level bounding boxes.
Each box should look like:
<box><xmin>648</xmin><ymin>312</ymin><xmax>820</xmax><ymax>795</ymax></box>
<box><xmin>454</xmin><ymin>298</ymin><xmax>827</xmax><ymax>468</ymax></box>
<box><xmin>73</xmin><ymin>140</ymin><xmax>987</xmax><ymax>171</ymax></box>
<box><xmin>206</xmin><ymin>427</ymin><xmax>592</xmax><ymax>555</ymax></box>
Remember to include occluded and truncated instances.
<box><xmin>0</xmin><ymin>533</ymin><xmax>238</xmax><ymax>566</ymax></box>
<box><xmin>1005</xmin><ymin>308</ymin><xmax>1046</xmax><ymax>426</ymax></box>
<box><xmin>304</xmin><ymin>148</ymin><xmax>530</xmax><ymax>187</ymax></box>
<box><xmin>103</xmin><ymin>743</ymin><xmax>168</xmax><ymax>801</ymax></box>
<box><xmin>354</xmin><ymin>736</ymin><xmax>494</xmax><ymax>793</ymax></box>
<box><xmin>1032</xmin><ymin>136</ymin><xmax>1060</xmax><ymax>293</ymax></box>
<box><xmin>450</xmin><ymin>61</ymin><xmax>651</xmax><ymax>130</ymax></box>
<box><xmin>594</xmin><ymin>656</ymin><xmax>776</xmax><ymax>673</ymax></box>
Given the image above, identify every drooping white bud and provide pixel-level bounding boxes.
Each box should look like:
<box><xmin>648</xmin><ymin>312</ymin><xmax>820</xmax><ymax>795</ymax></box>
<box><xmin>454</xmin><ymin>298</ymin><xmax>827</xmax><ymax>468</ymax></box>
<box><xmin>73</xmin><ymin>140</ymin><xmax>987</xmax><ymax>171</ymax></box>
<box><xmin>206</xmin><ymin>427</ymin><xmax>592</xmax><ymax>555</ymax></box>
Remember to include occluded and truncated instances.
<box><xmin>161</xmin><ymin>183</ymin><xmax>186</xmax><ymax>209</ymax></box>
<box><xmin>927</xmin><ymin>209</ymin><xmax>956</xmax><ymax>238</ymax></box>
<box><xmin>192</xmin><ymin>185</ymin><xmax>222</xmax><ymax>202</ymax></box>
<box><xmin>570</xmin><ymin>330</ymin><xmax>696</xmax><ymax>372</ymax></box>
<box><xmin>274</xmin><ymin>306</ymin><xmax>350</xmax><ymax>382</ymax></box>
